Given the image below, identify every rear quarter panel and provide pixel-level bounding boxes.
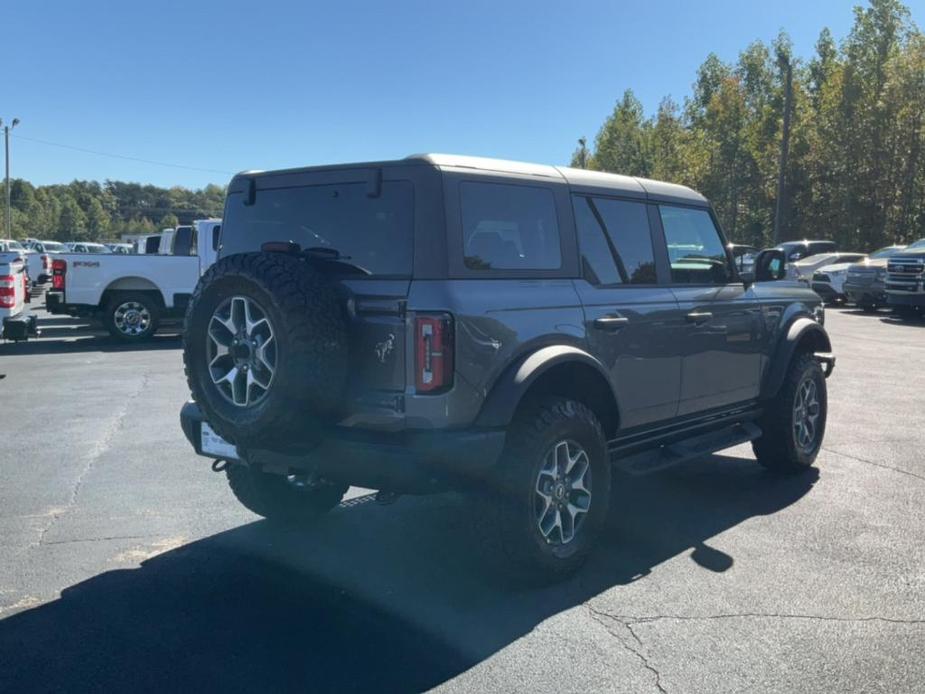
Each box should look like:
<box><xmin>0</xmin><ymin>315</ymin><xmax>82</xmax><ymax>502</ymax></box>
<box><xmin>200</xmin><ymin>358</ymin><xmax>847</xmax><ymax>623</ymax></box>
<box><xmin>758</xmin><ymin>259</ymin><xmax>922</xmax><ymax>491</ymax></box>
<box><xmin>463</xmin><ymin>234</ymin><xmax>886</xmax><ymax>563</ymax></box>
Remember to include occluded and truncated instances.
<box><xmin>404</xmin><ymin>279</ymin><xmax>587</xmax><ymax>429</ymax></box>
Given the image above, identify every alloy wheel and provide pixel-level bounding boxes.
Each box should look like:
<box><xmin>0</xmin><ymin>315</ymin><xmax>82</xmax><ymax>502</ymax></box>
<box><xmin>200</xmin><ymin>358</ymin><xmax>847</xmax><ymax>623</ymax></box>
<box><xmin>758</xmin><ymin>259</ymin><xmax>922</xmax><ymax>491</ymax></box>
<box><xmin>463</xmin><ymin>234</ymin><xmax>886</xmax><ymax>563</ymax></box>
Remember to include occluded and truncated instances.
<box><xmin>793</xmin><ymin>377</ymin><xmax>821</xmax><ymax>452</ymax></box>
<box><xmin>207</xmin><ymin>296</ymin><xmax>276</xmax><ymax>407</ymax></box>
<box><xmin>534</xmin><ymin>439</ymin><xmax>592</xmax><ymax>545</ymax></box>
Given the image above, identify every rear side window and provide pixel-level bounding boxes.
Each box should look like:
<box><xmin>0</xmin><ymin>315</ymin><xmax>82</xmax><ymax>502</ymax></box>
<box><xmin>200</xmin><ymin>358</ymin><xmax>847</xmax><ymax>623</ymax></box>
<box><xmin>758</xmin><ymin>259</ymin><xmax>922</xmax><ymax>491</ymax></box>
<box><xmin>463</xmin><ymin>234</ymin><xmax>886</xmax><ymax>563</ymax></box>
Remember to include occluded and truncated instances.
<box><xmin>659</xmin><ymin>205</ymin><xmax>732</xmax><ymax>285</ymax></box>
<box><xmin>460</xmin><ymin>182</ymin><xmax>561</xmax><ymax>271</ymax></box>
<box><xmin>574</xmin><ymin>196</ymin><xmax>656</xmax><ymax>285</ymax></box>
<box><xmin>222</xmin><ymin>181</ymin><xmax>414</xmax><ymax>277</ymax></box>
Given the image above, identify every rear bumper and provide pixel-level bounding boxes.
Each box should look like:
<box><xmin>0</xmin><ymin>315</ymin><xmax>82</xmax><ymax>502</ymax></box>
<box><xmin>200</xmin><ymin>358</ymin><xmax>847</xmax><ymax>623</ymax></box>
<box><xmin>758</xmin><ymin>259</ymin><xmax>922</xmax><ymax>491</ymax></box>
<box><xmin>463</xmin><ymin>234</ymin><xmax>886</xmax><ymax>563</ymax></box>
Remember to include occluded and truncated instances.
<box><xmin>179</xmin><ymin>401</ymin><xmax>507</xmax><ymax>494</ymax></box>
<box><xmin>45</xmin><ymin>291</ymin><xmax>91</xmax><ymax>317</ymax></box>
<box><xmin>844</xmin><ymin>281</ymin><xmax>886</xmax><ymax>305</ymax></box>
<box><xmin>811</xmin><ymin>282</ymin><xmax>841</xmax><ymax>301</ymax></box>
<box><xmin>886</xmin><ymin>292</ymin><xmax>925</xmax><ymax>307</ymax></box>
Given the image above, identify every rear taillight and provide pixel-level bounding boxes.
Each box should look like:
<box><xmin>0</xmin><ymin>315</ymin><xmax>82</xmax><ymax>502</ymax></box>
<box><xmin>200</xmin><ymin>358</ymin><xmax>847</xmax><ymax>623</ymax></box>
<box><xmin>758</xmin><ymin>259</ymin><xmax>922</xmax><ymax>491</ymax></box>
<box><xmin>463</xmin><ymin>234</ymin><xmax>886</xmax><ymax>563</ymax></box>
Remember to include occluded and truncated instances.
<box><xmin>0</xmin><ymin>275</ymin><xmax>15</xmax><ymax>308</ymax></box>
<box><xmin>52</xmin><ymin>259</ymin><xmax>67</xmax><ymax>291</ymax></box>
<box><xmin>41</xmin><ymin>254</ymin><xmax>50</xmax><ymax>271</ymax></box>
<box><xmin>415</xmin><ymin>314</ymin><xmax>454</xmax><ymax>393</ymax></box>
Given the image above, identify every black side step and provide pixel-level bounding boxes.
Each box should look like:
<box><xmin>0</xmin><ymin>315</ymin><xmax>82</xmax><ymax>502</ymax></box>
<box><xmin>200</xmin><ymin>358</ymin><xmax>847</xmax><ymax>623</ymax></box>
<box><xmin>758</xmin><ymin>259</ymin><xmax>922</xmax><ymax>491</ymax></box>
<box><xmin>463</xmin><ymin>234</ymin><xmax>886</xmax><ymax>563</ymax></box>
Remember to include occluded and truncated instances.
<box><xmin>611</xmin><ymin>421</ymin><xmax>762</xmax><ymax>476</ymax></box>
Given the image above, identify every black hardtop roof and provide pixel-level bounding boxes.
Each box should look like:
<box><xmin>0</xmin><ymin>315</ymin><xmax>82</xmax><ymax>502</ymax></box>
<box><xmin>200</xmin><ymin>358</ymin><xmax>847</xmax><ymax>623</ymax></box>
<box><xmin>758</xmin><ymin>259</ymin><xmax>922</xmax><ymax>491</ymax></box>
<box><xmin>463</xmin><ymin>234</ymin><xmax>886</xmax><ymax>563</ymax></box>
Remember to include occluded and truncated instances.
<box><xmin>231</xmin><ymin>153</ymin><xmax>709</xmax><ymax>206</ymax></box>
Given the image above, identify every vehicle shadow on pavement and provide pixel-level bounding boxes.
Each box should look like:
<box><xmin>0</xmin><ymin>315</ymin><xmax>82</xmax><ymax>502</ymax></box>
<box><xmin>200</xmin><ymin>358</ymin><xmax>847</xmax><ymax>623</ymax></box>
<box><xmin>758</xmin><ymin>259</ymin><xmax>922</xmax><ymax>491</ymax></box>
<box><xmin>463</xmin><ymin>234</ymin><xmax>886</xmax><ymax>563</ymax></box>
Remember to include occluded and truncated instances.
<box><xmin>0</xmin><ymin>454</ymin><xmax>817</xmax><ymax>693</ymax></box>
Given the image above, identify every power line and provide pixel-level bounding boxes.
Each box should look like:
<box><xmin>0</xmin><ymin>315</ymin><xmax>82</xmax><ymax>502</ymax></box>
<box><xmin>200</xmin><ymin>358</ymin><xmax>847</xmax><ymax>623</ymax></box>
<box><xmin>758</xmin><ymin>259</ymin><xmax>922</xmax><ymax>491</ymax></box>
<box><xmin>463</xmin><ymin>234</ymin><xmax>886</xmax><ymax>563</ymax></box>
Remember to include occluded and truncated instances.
<box><xmin>11</xmin><ymin>134</ymin><xmax>234</xmax><ymax>175</ymax></box>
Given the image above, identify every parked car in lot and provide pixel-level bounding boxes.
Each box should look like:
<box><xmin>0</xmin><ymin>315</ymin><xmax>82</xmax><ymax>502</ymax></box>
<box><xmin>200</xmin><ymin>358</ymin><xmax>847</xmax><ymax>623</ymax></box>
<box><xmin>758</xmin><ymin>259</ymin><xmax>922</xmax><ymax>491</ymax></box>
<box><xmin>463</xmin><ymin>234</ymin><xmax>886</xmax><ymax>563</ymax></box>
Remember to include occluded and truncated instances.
<box><xmin>842</xmin><ymin>245</ymin><xmax>911</xmax><ymax>311</ymax></box>
<box><xmin>45</xmin><ymin>219</ymin><xmax>221</xmax><ymax>341</ymax></box>
<box><xmin>106</xmin><ymin>243</ymin><xmax>134</xmax><ymax>254</ymax></box>
<box><xmin>23</xmin><ymin>240</ymin><xmax>67</xmax><ymax>285</ymax></box>
<box><xmin>787</xmin><ymin>251</ymin><xmax>866</xmax><ymax>286</ymax></box>
<box><xmin>65</xmin><ymin>242</ymin><xmax>111</xmax><ymax>254</ymax></box>
<box><xmin>728</xmin><ymin>243</ymin><xmax>760</xmax><ymax>274</ymax></box>
<box><xmin>885</xmin><ymin>239</ymin><xmax>925</xmax><ymax>319</ymax></box>
<box><xmin>0</xmin><ymin>251</ymin><xmax>38</xmax><ymax>340</ymax></box>
<box><xmin>179</xmin><ymin>154</ymin><xmax>835</xmax><ymax>580</ymax></box>
<box><xmin>811</xmin><ymin>248</ymin><xmax>903</xmax><ymax>304</ymax></box>
<box><xmin>775</xmin><ymin>239</ymin><xmax>837</xmax><ymax>263</ymax></box>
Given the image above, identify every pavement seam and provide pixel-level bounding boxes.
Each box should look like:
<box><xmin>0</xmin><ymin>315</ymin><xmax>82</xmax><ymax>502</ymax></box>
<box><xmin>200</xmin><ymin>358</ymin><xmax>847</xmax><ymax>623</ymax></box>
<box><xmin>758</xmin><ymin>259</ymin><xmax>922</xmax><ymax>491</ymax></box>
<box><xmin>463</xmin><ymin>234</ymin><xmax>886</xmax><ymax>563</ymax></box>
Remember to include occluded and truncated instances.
<box><xmin>587</xmin><ymin>605</ymin><xmax>669</xmax><ymax>694</ymax></box>
<box><xmin>593</xmin><ymin>611</ymin><xmax>925</xmax><ymax>626</ymax></box>
<box><xmin>32</xmin><ymin>372</ymin><xmax>152</xmax><ymax>548</ymax></box>
<box><xmin>823</xmin><ymin>446</ymin><xmax>925</xmax><ymax>483</ymax></box>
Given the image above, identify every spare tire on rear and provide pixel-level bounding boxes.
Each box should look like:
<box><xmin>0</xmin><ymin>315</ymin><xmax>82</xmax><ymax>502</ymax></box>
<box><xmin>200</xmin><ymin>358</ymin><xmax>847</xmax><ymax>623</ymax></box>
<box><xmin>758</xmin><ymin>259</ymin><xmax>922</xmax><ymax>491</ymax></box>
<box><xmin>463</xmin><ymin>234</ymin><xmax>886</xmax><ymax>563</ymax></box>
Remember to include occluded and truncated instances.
<box><xmin>183</xmin><ymin>252</ymin><xmax>348</xmax><ymax>446</ymax></box>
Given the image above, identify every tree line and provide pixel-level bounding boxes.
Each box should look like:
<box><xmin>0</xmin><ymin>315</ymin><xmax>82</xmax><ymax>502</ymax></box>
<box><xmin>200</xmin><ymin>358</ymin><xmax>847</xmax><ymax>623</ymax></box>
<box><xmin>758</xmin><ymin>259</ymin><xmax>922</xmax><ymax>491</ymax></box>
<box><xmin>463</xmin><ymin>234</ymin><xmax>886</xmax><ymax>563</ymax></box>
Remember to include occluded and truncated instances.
<box><xmin>3</xmin><ymin>178</ymin><xmax>226</xmax><ymax>242</ymax></box>
<box><xmin>572</xmin><ymin>0</ymin><xmax>925</xmax><ymax>251</ymax></box>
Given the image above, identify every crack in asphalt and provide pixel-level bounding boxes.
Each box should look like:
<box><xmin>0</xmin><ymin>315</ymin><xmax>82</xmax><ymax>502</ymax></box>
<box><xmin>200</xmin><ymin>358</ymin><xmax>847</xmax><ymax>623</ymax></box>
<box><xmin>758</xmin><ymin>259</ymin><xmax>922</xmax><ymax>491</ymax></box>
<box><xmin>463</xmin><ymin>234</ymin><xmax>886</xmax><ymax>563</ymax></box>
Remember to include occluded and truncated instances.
<box><xmin>32</xmin><ymin>373</ymin><xmax>151</xmax><ymax>548</ymax></box>
<box><xmin>587</xmin><ymin>606</ymin><xmax>668</xmax><ymax>694</ymax></box>
<box><xmin>591</xmin><ymin>607</ymin><xmax>925</xmax><ymax>627</ymax></box>
<box><xmin>585</xmin><ymin>605</ymin><xmax>925</xmax><ymax>693</ymax></box>
<box><xmin>40</xmin><ymin>533</ymin><xmax>155</xmax><ymax>546</ymax></box>
<box><xmin>823</xmin><ymin>446</ymin><xmax>925</xmax><ymax>483</ymax></box>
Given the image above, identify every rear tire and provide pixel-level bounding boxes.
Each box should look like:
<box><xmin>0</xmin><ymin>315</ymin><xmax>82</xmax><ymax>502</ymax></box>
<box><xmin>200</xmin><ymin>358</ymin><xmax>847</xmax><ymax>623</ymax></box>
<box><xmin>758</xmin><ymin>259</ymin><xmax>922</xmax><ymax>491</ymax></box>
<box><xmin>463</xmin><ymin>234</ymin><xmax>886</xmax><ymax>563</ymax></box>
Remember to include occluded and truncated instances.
<box><xmin>477</xmin><ymin>398</ymin><xmax>610</xmax><ymax>582</ymax></box>
<box><xmin>752</xmin><ymin>353</ymin><xmax>827</xmax><ymax>473</ymax></box>
<box><xmin>104</xmin><ymin>291</ymin><xmax>160</xmax><ymax>342</ymax></box>
<box><xmin>226</xmin><ymin>464</ymin><xmax>347</xmax><ymax>524</ymax></box>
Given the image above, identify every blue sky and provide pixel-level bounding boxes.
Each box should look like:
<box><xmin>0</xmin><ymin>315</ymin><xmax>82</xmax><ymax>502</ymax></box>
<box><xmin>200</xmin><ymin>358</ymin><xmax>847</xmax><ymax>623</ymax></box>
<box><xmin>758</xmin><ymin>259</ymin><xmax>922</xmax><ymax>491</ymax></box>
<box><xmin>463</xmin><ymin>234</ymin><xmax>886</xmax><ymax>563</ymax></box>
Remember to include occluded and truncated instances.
<box><xmin>4</xmin><ymin>0</ymin><xmax>923</xmax><ymax>189</ymax></box>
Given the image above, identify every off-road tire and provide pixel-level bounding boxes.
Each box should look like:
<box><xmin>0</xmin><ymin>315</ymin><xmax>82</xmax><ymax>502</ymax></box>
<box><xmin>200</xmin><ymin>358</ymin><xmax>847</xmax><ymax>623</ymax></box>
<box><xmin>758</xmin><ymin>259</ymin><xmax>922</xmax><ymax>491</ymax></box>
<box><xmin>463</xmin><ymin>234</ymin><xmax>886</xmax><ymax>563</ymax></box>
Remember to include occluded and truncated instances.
<box><xmin>184</xmin><ymin>253</ymin><xmax>348</xmax><ymax>446</ymax></box>
<box><xmin>478</xmin><ymin>398</ymin><xmax>611</xmax><ymax>582</ymax></box>
<box><xmin>226</xmin><ymin>464</ymin><xmax>347</xmax><ymax>524</ymax></box>
<box><xmin>859</xmin><ymin>302</ymin><xmax>878</xmax><ymax>313</ymax></box>
<box><xmin>104</xmin><ymin>291</ymin><xmax>161</xmax><ymax>342</ymax></box>
<box><xmin>753</xmin><ymin>352</ymin><xmax>827</xmax><ymax>473</ymax></box>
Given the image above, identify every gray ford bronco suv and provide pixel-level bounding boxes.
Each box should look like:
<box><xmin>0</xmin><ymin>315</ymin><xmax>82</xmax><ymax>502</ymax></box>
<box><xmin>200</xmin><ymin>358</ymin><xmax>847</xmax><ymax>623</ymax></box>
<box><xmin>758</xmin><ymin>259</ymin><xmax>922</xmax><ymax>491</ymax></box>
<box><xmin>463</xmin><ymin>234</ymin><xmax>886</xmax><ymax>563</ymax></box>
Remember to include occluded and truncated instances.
<box><xmin>180</xmin><ymin>154</ymin><xmax>835</xmax><ymax>579</ymax></box>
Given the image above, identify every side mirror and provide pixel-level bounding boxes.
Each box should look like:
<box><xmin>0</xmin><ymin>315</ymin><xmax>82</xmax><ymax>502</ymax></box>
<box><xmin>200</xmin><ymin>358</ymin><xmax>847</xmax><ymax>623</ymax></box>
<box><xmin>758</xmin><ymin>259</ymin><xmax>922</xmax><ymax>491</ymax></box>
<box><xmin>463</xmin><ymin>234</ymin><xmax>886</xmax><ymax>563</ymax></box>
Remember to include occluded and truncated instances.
<box><xmin>754</xmin><ymin>249</ymin><xmax>787</xmax><ymax>282</ymax></box>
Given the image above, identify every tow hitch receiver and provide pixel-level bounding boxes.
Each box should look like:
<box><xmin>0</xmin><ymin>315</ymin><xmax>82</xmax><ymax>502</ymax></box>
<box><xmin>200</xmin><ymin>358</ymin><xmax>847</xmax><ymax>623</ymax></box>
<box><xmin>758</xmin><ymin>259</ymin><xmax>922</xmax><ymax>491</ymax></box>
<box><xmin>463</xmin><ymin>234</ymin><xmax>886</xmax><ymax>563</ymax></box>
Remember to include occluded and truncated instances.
<box><xmin>814</xmin><ymin>352</ymin><xmax>836</xmax><ymax>378</ymax></box>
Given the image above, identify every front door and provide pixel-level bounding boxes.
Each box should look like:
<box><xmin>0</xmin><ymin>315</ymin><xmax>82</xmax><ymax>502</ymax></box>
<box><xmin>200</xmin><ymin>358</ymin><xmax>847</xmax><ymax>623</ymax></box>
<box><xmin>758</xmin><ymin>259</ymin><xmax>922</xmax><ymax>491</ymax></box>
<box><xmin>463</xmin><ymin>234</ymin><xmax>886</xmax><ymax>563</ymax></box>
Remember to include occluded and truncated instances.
<box><xmin>656</xmin><ymin>204</ymin><xmax>763</xmax><ymax>416</ymax></box>
<box><xmin>572</xmin><ymin>195</ymin><xmax>681</xmax><ymax>429</ymax></box>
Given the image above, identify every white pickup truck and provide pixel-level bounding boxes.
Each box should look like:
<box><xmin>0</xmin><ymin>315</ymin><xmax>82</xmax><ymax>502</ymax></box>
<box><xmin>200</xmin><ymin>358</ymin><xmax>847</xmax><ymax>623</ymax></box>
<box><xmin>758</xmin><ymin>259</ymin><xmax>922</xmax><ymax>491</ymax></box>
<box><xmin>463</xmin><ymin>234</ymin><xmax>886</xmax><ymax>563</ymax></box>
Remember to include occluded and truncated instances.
<box><xmin>1</xmin><ymin>252</ymin><xmax>39</xmax><ymax>340</ymax></box>
<box><xmin>45</xmin><ymin>219</ymin><xmax>222</xmax><ymax>341</ymax></box>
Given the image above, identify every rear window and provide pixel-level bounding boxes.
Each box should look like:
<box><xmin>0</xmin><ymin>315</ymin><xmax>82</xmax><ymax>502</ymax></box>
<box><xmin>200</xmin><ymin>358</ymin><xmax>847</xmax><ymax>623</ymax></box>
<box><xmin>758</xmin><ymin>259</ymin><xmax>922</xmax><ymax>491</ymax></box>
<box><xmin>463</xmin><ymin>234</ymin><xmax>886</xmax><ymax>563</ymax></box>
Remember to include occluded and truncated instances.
<box><xmin>460</xmin><ymin>181</ymin><xmax>561</xmax><ymax>271</ymax></box>
<box><xmin>222</xmin><ymin>181</ymin><xmax>414</xmax><ymax>277</ymax></box>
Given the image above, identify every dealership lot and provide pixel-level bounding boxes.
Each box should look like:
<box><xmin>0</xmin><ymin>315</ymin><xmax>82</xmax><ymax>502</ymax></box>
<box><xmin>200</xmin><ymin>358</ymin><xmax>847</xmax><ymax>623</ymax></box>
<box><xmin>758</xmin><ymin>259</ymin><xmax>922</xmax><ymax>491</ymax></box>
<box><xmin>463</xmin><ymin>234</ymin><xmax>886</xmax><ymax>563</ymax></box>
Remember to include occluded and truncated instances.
<box><xmin>0</xmin><ymin>307</ymin><xmax>923</xmax><ymax>693</ymax></box>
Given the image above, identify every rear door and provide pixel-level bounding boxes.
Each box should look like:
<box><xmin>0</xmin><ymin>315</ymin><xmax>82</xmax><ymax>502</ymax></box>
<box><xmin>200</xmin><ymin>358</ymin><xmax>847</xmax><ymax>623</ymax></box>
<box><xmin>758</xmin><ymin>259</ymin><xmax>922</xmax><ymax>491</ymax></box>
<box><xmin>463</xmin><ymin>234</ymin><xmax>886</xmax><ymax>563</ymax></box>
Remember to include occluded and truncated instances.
<box><xmin>572</xmin><ymin>194</ymin><xmax>681</xmax><ymax>429</ymax></box>
<box><xmin>656</xmin><ymin>204</ymin><xmax>763</xmax><ymax>416</ymax></box>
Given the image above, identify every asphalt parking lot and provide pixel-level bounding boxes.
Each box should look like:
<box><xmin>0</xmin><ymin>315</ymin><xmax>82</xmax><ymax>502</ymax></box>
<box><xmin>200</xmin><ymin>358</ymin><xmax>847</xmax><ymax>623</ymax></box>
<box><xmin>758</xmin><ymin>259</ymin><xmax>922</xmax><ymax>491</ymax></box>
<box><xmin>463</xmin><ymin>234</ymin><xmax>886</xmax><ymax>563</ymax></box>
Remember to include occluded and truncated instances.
<box><xmin>1</xmin><ymin>305</ymin><xmax>923</xmax><ymax>693</ymax></box>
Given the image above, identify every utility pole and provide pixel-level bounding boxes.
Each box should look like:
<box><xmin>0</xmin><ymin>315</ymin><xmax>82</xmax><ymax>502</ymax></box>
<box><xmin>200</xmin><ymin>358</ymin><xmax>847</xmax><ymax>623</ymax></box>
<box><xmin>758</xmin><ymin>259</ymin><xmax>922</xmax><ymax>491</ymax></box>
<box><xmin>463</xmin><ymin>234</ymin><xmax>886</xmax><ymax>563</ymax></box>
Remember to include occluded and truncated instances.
<box><xmin>773</xmin><ymin>59</ymin><xmax>793</xmax><ymax>246</ymax></box>
<box><xmin>577</xmin><ymin>137</ymin><xmax>588</xmax><ymax>169</ymax></box>
<box><xmin>2</xmin><ymin>118</ymin><xmax>21</xmax><ymax>238</ymax></box>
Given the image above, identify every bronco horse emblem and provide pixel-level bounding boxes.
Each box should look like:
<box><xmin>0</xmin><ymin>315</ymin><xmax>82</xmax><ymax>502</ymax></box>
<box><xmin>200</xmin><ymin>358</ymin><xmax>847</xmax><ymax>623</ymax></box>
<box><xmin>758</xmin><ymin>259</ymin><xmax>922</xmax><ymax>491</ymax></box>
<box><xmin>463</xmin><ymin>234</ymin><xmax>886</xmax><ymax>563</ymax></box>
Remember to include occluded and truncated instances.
<box><xmin>375</xmin><ymin>333</ymin><xmax>395</xmax><ymax>363</ymax></box>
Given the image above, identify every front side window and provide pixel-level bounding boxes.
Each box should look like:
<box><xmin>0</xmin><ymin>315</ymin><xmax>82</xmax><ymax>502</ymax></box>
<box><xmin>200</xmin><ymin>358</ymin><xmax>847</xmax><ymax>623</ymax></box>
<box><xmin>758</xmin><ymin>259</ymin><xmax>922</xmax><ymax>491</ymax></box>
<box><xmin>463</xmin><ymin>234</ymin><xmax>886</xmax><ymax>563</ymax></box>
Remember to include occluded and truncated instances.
<box><xmin>461</xmin><ymin>182</ymin><xmax>561</xmax><ymax>271</ymax></box>
<box><xmin>659</xmin><ymin>205</ymin><xmax>732</xmax><ymax>285</ymax></box>
<box><xmin>573</xmin><ymin>196</ymin><xmax>656</xmax><ymax>285</ymax></box>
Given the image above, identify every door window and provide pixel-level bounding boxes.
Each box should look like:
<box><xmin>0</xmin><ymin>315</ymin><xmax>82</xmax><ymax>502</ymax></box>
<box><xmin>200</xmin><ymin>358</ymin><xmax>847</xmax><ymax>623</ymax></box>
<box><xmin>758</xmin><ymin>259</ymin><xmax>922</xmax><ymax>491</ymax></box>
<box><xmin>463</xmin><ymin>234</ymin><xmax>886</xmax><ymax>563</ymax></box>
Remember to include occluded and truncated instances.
<box><xmin>659</xmin><ymin>205</ymin><xmax>732</xmax><ymax>285</ymax></box>
<box><xmin>574</xmin><ymin>196</ymin><xmax>656</xmax><ymax>285</ymax></box>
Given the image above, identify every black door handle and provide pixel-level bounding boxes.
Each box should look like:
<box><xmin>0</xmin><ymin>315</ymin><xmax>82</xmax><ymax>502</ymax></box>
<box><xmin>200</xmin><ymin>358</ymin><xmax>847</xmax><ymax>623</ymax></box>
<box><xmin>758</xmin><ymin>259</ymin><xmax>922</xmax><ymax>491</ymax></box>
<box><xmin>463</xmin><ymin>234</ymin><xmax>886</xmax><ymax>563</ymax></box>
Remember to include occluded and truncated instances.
<box><xmin>593</xmin><ymin>315</ymin><xmax>629</xmax><ymax>331</ymax></box>
<box><xmin>686</xmin><ymin>310</ymin><xmax>713</xmax><ymax>324</ymax></box>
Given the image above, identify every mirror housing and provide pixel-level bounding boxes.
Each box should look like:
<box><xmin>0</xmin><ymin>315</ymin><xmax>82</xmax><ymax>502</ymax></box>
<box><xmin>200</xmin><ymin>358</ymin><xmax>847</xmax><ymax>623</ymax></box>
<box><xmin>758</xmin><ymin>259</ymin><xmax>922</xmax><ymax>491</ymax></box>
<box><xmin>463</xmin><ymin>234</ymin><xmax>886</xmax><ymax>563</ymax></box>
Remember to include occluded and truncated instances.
<box><xmin>754</xmin><ymin>249</ymin><xmax>788</xmax><ymax>282</ymax></box>
<box><xmin>740</xmin><ymin>270</ymin><xmax>756</xmax><ymax>286</ymax></box>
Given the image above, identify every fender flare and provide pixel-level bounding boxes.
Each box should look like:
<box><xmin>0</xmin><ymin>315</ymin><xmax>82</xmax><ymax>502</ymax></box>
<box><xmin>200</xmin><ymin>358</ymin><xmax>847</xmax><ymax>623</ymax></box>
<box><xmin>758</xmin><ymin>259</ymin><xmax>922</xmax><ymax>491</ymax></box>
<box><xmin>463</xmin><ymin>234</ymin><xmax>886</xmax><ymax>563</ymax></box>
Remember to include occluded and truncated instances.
<box><xmin>761</xmin><ymin>317</ymin><xmax>832</xmax><ymax>400</ymax></box>
<box><xmin>474</xmin><ymin>345</ymin><xmax>617</xmax><ymax>429</ymax></box>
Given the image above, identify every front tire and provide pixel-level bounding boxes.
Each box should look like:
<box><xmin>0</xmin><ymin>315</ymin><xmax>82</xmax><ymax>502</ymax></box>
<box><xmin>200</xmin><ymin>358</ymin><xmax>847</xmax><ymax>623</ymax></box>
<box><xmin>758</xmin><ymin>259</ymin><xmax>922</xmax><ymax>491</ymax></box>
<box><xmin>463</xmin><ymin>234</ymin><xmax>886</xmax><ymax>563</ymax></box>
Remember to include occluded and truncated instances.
<box><xmin>479</xmin><ymin>398</ymin><xmax>611</xmax><ymax>581</ymax></box>
<box><xmin>226</xmin><ymin>464</ymin><xmax>347</xmax><ymax>524</ymax></box>
<box><xmin>753</xmin><ymin>353</ymin><xmax>827</xmax><ymax>473</ymax></box>
<box><xmin>104</xmin><ymin>292</ymin><xmax>160</xmax><ymax>342</ymax></box>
